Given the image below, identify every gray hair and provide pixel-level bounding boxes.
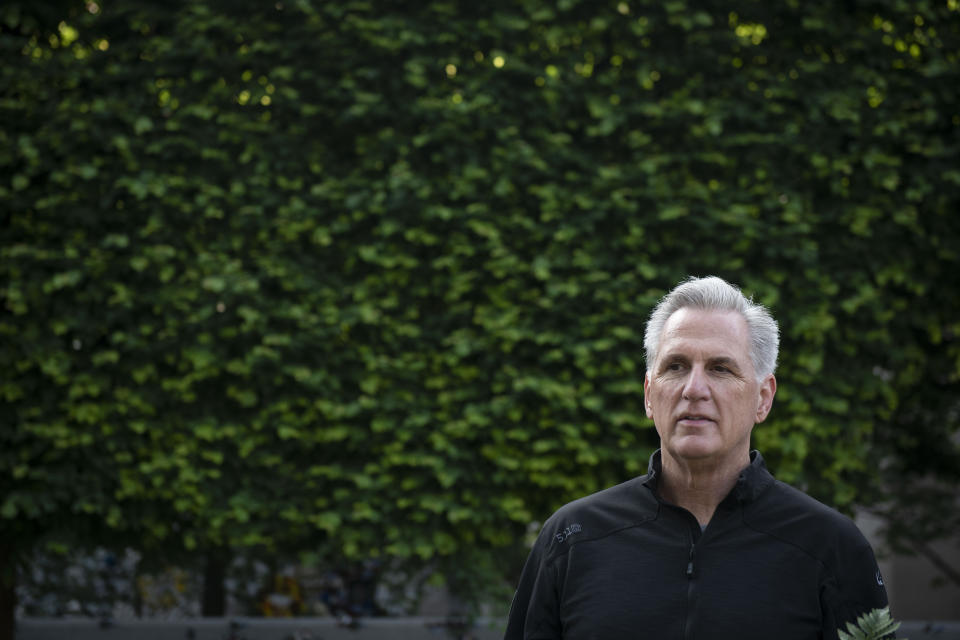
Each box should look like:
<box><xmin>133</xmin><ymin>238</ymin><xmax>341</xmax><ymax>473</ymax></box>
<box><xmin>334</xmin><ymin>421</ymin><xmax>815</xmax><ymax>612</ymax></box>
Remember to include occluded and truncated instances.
<box><xmin>644</xmin><ymin>276</ymin><xmax>779</xmax><ymax>380</ymax></box>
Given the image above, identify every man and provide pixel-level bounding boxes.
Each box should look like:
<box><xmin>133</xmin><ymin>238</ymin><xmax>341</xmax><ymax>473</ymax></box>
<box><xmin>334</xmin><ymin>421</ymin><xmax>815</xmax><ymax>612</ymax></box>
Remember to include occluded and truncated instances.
<box><xmin>504</xmin><ymin>276</ymin><xmax>888</xmax><ymax>640</ymax></box>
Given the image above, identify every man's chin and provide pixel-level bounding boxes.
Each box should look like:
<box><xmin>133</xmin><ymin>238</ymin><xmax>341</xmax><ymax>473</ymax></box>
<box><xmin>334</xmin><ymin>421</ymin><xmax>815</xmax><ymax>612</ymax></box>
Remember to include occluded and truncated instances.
<box><xmin>668</xmin><ymin>437</ymin><xmax>723</xmax><ymax>461</ymax></box>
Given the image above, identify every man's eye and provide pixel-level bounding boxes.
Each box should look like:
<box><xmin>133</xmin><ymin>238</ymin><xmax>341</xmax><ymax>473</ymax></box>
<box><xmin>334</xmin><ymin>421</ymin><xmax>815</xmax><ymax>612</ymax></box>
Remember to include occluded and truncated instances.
<box><xmin>666</xmin><ymin>362</ymin><xmax>684</xmax><ymax>371</ymax></box>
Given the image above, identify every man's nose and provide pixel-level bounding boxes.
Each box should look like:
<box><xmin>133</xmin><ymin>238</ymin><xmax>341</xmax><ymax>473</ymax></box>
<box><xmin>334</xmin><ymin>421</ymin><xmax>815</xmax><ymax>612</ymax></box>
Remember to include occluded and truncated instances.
<box><xmin>681</xmin><ymin>366</ymin><xmax>711</xmax><ymax>401</ymax></box>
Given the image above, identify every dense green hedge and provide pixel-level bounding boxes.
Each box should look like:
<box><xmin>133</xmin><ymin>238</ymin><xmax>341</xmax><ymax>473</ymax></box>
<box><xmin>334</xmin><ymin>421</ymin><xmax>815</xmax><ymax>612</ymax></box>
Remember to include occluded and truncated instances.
<box><xmin>2</xmin><ymin>0</ymin><xmax>959</xmax><ymax>621</ymax></box>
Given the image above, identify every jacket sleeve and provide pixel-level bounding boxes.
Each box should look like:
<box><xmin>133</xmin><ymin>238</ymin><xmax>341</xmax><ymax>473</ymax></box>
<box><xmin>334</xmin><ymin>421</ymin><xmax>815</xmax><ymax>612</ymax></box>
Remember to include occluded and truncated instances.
<box><xmin>820</xmin><ymin>524</ymin><xmax>890</xmax><ymax>640</ymax></box>
<box><xmin>503</xmin><ymin>525</ymin><xmax>563</xmax><ymax>640</ymax></box>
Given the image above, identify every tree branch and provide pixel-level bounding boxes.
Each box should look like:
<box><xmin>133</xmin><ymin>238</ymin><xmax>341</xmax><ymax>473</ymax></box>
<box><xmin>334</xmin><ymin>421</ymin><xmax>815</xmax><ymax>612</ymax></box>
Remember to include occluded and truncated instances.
<box><xmin>912</xmin><ymin>539</ymin><xmax>960</xmax><ymax>589</ymax></box>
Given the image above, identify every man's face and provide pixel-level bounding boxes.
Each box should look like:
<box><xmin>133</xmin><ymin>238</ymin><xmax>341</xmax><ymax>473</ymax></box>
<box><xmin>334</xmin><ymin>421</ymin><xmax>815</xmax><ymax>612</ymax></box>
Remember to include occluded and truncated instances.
<box><xmin>644</xmin><ymin>308</ymin><xmax>776</xmax><ymax>466</ymax></box>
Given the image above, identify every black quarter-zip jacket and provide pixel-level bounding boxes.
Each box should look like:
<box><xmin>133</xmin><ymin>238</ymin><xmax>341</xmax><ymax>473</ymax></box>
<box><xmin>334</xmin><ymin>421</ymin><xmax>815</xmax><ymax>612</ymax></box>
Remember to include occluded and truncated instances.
<box><xmin>504</xmin><ymin>451</ymin><xmax>889</xmax><ymax>640</ymax></box>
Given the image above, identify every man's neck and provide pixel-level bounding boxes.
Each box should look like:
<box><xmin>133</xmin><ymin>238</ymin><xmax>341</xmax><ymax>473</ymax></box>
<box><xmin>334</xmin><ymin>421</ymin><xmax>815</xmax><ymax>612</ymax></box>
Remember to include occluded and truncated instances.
<box><xmin>658</xmin><ymin>450</ymin><xmax>750</xmax><ymax>527</ymax></box>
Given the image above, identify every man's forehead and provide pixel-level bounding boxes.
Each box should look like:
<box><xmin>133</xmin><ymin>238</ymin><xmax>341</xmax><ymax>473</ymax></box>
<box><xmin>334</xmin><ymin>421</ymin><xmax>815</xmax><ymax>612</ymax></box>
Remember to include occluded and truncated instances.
<box><xmin>659</xmin><ymin>308</ymin><xmax>751</xmax><ymax>353</ymax></box>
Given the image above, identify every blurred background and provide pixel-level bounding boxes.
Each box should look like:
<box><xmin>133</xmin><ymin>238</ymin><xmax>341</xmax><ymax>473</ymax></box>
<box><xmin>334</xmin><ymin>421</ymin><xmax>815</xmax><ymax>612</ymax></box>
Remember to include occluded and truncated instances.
<box><xmin>2</xmin><ymin>0</ymin><xmax>958</xmax><ymax>637</ymax></box>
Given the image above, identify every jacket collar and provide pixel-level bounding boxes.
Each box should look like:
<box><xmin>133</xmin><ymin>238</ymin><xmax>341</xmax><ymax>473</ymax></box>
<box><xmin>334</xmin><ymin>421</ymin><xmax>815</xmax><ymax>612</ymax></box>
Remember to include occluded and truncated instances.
<box><xmin>642</xmin><ymin>449</ymin><xmax>775</xmax><ymax>504</ymax></box>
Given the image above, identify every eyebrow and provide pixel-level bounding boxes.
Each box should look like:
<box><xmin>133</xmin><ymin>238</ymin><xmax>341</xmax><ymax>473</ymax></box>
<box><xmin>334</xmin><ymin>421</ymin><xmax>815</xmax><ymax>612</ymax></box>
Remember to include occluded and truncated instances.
<box><xmin>709</xmin><ymin>356</ymin><xmax>740</xmax><ymax>368</ymax></box>
<box><xmin>658</xmin><ymin>354</ymin><xmax>743</xmax><ymax>369</ymax></box>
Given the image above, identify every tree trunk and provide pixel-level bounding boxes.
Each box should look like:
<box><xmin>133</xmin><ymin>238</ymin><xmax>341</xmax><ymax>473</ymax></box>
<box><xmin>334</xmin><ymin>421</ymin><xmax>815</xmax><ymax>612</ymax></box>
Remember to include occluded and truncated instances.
<box><xmin>201</xmin><ymin>549</ymin><xmax>228</xmax><ymax>617</ymax></box>
<box><xmin>0</xmin><ymin>543</ymin><xmax>16</xmax><ymax>640</ymax></box>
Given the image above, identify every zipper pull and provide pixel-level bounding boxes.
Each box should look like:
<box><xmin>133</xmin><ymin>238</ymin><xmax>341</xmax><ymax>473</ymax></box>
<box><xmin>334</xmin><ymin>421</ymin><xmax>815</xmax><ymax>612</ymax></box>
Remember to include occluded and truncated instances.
<box><xmin>686</xmin><ymin>547</ymin><xmax>695</xmax><ymax>578</ymax></box>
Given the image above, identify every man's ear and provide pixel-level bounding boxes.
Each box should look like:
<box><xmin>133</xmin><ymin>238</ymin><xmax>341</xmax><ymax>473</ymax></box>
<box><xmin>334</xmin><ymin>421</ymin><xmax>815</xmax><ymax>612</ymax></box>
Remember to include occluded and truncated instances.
<box><xmin>644</xmin><ymin>372</ymin><xmax>653</xmax><ymax>419</ymax></box>
<box><xmin>755</xmin><ymin>374</ymin><xmax>777</xmax><ymax>423</ymax></box>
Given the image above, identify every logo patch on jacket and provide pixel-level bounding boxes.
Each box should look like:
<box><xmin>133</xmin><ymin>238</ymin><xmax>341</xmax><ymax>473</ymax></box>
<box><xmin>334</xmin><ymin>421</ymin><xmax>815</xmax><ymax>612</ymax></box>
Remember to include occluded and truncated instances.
<box><xmin>555</xmin><ymin>523</ymin><xmax>582</xmax><ymax>543</ymax></box>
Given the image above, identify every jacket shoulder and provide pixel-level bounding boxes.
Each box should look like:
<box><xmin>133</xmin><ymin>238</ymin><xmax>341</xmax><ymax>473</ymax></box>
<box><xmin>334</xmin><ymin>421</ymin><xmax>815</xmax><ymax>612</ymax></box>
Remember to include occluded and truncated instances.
<box><xmin>535</xmin><ymin>475</ymin><xmax>657</xmax><ymax>560</ymax></box>
<box><xmin>745</xmin><ymin>478</ymin><xmax>889</xmax><ymax>632</ymax></box>
<box><xmin>745</xmin><ymin>479</ymin><xmax>875</xmax><ymax>566</ymax></box>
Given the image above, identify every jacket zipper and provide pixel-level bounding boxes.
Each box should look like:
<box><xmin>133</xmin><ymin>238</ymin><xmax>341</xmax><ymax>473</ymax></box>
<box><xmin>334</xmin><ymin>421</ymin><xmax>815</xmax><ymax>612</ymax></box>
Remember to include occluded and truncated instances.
<box><xmin>682</xmin><ymin>528</ymin><xmax>698</xmax><ymax>640</ymax></box>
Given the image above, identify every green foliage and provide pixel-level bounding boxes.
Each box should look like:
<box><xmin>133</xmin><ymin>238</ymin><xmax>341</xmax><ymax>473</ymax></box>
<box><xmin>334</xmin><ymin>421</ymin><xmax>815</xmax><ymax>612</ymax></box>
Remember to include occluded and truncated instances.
<box><xmin>1</xmin><ymin>0</ymin><xmax>958</xmax><ymax>611</ymax></box>
<box><xmin>838</xmin><ymin>607</ymin><xmax>903</xmax><ymax>640</ymax></box>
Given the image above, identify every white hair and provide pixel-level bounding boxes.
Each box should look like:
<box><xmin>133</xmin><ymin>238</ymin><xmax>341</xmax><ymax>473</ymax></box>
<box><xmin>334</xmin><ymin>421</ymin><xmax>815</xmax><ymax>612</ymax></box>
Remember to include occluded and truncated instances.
<box><xmin>644</xmin><ymin>276</ymin><xmax>779</xmax><ymax>380</ymax></box>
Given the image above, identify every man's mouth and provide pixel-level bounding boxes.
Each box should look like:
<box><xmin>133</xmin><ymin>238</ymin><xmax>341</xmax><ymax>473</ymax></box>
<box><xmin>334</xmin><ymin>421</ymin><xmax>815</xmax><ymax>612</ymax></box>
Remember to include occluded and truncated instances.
<box><xmin>679</xmin><ymin>414</ymin><xmax>715</xmax><ymax>423</ymax></box>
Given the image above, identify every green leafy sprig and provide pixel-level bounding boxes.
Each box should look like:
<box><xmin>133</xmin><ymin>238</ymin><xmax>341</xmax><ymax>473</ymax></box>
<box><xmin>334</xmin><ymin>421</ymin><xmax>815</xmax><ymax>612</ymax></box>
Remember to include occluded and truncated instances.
<box><xmin>838</xmin><ymin>607</ymin><xmax>904</xmax><ymax>640</ymax></box>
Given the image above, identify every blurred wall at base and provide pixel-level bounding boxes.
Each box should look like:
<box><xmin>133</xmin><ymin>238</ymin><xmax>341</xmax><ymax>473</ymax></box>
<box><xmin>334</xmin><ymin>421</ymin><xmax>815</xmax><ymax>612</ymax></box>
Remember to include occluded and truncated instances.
<box><xmin>857</xmin><ymin>511</ymin><xmax>960</xmax><ymax>621</ymax></box>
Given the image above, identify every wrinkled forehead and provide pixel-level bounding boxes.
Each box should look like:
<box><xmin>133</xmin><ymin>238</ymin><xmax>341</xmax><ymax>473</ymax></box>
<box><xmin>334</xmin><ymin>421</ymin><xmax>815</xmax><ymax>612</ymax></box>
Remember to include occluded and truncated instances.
<box><xmin>658</xmin><ymin>308</ymin><xmax>752</xmax><ymax>361</ymax></box>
